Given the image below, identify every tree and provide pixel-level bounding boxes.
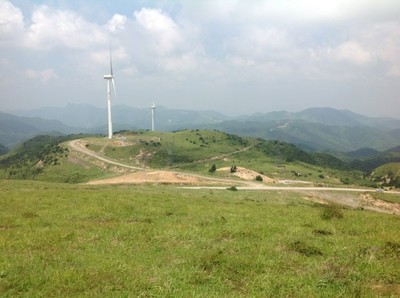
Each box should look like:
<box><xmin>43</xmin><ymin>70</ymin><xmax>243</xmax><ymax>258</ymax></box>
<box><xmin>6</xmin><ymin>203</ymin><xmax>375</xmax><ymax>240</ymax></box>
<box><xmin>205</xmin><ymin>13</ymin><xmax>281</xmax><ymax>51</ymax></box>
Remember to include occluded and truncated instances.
<box><xmin>209</xmin><ymin>164</ymin><xmax>216</xmax><ymax>173</ymax></box>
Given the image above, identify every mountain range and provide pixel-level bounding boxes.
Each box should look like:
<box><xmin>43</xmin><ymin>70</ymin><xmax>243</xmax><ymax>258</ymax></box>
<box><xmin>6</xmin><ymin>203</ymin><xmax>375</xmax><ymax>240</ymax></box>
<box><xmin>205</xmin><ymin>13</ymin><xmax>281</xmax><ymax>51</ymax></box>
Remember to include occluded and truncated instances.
<box><xmin>2</xmin><ymin>104</ymin><xmax>400</xmax><ymax>153</ymax></box>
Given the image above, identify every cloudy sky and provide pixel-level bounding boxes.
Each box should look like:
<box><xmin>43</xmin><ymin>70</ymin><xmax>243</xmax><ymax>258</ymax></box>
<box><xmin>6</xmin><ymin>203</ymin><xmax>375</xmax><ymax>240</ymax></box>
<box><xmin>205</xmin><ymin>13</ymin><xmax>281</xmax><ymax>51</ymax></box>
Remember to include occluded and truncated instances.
<box><xmin>1</xmin><ymin>0</ymin><xmax>400</xmax><ymax>118</ymax></box>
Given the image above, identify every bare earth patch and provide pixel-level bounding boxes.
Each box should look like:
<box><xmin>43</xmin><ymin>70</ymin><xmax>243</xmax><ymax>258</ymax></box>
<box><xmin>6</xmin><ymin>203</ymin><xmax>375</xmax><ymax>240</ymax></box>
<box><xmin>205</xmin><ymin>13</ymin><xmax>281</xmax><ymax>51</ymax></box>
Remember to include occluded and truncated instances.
<box><xmin>217</xmin><ymin>166</ymin><xmax>275</xmax><ymax>183</ymax></box>
<box><xmin>359</xmin><ymin>193</ymin><xmax>400</xmax><ymax>215</ymax></box>
<box><xmin>301</xmin><ymin>191</ymin><xmax>400</xmax><ymax>215</ymax></box>
<box><xmin>88</xmin><ymin>170</ymin><xmax>210</xmax><ymax>185</ymax></box>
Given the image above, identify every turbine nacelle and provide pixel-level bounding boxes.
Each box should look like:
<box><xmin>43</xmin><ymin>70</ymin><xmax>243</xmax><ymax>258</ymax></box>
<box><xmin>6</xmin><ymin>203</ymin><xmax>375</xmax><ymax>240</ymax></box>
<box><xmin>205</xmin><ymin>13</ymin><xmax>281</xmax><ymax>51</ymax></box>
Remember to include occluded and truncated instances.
<box><xmin>104</xmin><ymin>74</ymin><xmax>113</xmax><ymax>80</ymax></box>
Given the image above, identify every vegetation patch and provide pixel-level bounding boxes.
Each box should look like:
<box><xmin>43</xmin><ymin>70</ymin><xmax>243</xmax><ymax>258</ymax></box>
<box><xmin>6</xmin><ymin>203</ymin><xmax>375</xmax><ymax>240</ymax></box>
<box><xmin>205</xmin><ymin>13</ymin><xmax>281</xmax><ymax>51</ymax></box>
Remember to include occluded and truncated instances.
<box><xmin>321</xmin><ymin>204</ymin><xmax>344</xmax><ymax>220</ymax></box>
<box><xmin>313</xmin><ymin>229</ymin><xmax>333</xmax><ymax>236</ymax></box>
<box><xmin>289</xmin><ymin>240</ymin><xmax>323</xmax><ymax>256</ymax></box>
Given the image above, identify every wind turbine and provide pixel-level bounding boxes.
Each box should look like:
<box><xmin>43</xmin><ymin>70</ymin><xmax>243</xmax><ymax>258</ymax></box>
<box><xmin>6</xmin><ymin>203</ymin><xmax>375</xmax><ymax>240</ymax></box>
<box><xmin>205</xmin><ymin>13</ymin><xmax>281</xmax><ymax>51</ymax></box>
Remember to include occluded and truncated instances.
<box><xmin>103</xmin><ymin>45</ymin><xmax>116</xmax><ymax>139</ymax></box>
<box><xmin>150</xmin><ymin>102</ymin><xmax>156</xmax><ymax>131</ymax></box>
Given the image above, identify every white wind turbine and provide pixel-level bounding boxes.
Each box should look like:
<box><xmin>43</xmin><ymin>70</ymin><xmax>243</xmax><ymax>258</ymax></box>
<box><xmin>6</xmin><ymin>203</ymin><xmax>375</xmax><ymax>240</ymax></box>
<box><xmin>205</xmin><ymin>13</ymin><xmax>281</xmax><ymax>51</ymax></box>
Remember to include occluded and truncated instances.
<box><xmin>150</xmin><ymin>102</ymin><xmax>156</xmax><ymax>131</ymax></box>
<box><xmin>103</xmin><ymin>45</ymin><xmax>116</xmax><ymax>139</ymax></box>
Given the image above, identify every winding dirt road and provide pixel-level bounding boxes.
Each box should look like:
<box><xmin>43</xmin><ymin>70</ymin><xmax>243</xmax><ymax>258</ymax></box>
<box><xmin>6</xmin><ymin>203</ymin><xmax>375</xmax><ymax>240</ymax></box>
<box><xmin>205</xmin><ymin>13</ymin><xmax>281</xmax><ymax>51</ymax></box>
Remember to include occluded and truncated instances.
<box><xmin>68</xmin><ymin>139</ymin><xmax>400</xmax><ymax>214</ymax></box>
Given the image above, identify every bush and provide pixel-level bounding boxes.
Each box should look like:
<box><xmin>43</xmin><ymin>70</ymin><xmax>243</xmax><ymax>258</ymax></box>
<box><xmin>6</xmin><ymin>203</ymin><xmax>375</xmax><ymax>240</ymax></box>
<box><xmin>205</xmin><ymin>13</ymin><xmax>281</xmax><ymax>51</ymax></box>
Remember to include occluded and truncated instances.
<box><xmin>255</xmin><ymin>175</ymin><xmax>263</xmax><ymax>182</ymax></box>
<box><xmin>227</xmin><ymin>186</ymin><xmax>238</xmax><ymax>191</ymax></box>
<box><xmin>321</xmin><ymin>204</ymin><xmax>344</xmax><ymax>220</ymax></box>
<box><xmin>209</xmin><ymin>164</ymin><xmax>216</xmax><ymax>173</ymax></box>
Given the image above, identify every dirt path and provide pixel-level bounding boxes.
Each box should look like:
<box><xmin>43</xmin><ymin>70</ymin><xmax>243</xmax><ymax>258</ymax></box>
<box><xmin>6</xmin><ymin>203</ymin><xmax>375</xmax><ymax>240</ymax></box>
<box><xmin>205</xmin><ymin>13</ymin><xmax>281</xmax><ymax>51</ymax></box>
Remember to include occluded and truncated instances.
<box><xmin>68</xmin><ymin>139</ymin><xmax>400</xmax><ymax>215</ymax></box>
<box><xmin>69</xmin><ymin>139</ymin><xmax>145</xmax><ymax>171</ymax></box>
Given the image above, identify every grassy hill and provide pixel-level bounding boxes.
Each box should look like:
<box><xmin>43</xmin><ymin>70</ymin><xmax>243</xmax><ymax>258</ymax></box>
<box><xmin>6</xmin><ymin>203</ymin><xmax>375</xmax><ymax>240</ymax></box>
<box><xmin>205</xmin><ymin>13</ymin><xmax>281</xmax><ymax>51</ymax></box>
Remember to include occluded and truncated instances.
<box><xmin>0</xmin><ymin>130</ymin><xmax>371</xmax><ymax>187</ymax></box>
<box><xmin>1</xmin><ymin>130</ymin><xmax>400</xmax><ymax>296</ymax></box>
<box><xmin>370</xmin><ymin>162</ymin><xmax>400</xmax><ymax>188</ymax></box>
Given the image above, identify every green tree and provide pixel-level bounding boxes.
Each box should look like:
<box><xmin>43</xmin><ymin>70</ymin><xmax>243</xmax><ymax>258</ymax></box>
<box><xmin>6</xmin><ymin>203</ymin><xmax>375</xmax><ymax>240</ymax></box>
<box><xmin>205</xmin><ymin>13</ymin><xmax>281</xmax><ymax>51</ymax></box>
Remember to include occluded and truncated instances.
<box><xmin>209</xmin><ymin>164</ymin><xmax>216</xmax><ymax>173</ymax></box>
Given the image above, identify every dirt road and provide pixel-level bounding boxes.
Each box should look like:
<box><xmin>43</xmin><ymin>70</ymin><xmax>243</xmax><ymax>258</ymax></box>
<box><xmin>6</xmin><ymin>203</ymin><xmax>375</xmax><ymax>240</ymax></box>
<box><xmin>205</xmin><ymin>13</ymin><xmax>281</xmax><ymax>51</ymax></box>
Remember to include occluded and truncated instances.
<box><xmin>68</xmin><ymin>139</ymin><xmax>400</xmax><ymax>215</ymax></box>
<box><xmin>69</xmin><ymin>139</ymin><xmax>145</xmax><ymax>171</ymax></box>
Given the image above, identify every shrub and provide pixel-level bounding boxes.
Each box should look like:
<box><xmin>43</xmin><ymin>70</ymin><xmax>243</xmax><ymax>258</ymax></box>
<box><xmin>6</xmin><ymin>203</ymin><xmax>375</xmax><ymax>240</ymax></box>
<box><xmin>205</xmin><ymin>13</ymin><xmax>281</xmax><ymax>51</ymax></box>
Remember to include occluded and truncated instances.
<box><xmin>289</xmin><ymin>240</ymin><xmax>323</xmax><ymax>256</ymax></box>
<box><xmin>209</xmin><ymin>164</ymin><xmax>216</xmax><ymax>173</ymax></box>
<box><xmin>255</xmin><ymin>175</ymin><xmax>263</xmax><ymax>182</ymax></box>
<box><xmin>321</xmin><ymin>204</ymin><xmax>344</xmax><ymax>220</ymax></box>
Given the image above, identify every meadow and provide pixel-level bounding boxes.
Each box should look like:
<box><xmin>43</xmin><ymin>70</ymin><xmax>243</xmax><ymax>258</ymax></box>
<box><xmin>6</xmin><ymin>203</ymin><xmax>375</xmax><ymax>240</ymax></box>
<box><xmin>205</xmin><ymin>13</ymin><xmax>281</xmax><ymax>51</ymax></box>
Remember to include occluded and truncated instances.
<box><xmin>1</xmin><ymin>179</ymin><xmax>400</xmax><ymax>297</ymax></box>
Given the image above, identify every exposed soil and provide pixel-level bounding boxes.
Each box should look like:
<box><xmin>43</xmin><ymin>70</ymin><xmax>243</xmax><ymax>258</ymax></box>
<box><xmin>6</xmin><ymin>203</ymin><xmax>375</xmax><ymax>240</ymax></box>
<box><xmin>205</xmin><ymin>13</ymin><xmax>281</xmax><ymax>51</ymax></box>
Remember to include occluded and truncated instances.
<box><xmin>87</xmin><ymin>170</ymin><xmax>217</xmax><ymax>185</ymax></box>
<box><xmin>359</xmin><ymin>193</ymin><xmax>400</xmax><ymax>215</ymax></box>
<box><xmin>217</xmin><ymin>166</ymin><xmax>275</xmax><ymax>183</ymax></box>
<box><xmin>302</xmin><ymin>191</ymin><xmax>400</xmax><ymax>215</ymax></box>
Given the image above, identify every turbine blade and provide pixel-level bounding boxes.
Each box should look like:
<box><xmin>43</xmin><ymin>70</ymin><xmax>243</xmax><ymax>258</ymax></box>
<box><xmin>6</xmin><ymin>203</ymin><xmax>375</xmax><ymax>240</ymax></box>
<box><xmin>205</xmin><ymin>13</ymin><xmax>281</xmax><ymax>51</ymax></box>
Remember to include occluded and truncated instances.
<box><xmin>109</xmin><ymin>43</ymin><xmax>113</xmax><ymax>76</ymax></box>
<box><xmin>111</xmin><ymin>78</ymin><xmax>117</xmax><ymax>99</ymax></box>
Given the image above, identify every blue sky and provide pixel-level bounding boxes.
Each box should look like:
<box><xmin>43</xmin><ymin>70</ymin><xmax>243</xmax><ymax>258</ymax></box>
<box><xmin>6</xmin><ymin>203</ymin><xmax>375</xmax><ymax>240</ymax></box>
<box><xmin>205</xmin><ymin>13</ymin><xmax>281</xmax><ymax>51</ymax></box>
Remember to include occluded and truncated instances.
<box><xmin>1</xmin><ymin>0</ymin><xmax>400</xmax><ymax>118</ymax></box>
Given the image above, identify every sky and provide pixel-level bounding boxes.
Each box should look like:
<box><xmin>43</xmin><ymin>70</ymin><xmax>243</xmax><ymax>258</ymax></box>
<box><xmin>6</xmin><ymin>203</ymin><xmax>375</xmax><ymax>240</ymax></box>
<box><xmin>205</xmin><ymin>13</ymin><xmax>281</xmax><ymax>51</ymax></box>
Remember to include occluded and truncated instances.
<box><xmin>1</xmin><ymin>0</ymin><xmax>400</xmax><ymax>118</ymax></box>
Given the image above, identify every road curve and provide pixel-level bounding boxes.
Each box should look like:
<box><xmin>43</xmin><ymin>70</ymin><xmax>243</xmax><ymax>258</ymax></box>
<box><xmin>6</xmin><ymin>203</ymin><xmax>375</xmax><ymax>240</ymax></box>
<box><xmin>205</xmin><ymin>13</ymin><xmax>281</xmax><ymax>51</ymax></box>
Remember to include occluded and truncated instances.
<box><xmin>68</xmin><ymin>139</ymin><xmax>145</xmax><ymax>171</ymax></box>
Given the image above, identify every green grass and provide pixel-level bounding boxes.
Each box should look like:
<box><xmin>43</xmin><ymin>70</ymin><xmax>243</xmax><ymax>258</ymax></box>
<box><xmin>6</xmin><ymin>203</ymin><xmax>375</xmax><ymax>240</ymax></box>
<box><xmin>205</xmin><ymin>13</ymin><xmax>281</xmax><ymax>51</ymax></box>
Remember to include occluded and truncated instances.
<box><xmin>1</xmin><ymin>180</ymin><xmax>400</xmax><ymax>296</ymax></box>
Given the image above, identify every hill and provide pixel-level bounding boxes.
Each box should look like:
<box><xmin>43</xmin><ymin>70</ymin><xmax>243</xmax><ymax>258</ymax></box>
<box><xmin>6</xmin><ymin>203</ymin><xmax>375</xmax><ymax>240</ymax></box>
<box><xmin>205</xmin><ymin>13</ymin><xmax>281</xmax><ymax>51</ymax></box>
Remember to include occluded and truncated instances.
<box><xmin>369</xmin><ymin>162</ymin><xmax>400</xmax><ymax>188</ymax></box>
<box><xmin>0</xmin><ymin>111</ymin><xmax>81</xmax><ymax>148</ymax></box>
<box><xmin>204</xmin><ymin>120</ymin><xmax>399</xmax><ymax>152</ymax></box>
<box><xmin>244</xmin><ymin>107</ymin><xmax>400</xmax><ymax>130</ymax></box>
<box><xmin>0</xmin><ymin>130</ymin><xmax>368</xmax><ymax>187</ymax></box>
<box><xmin>351</xmin><ymin>146</ymin><xmax>400</xmax><ymax>173</ymax></box>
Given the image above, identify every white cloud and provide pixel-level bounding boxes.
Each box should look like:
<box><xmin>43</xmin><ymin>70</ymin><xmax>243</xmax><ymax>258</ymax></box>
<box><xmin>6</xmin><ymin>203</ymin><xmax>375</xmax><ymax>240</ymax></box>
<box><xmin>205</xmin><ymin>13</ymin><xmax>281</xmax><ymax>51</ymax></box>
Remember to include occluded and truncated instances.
<box><xmin>26</xmin><ymin>5</ymin><xmax>107</xmax><ymax>50</ymax></box>
<box><xmin>107</xmin><ymin>14</ymin><xmax>127</xmax><ymax>33</ymax></box>
<box><xmin>25</xmin><ymin>68</ymin><xmax>58</xmax><ymax>82</ymax></box>
<box><xmin>333</xmin><ymin>41</ymin><xmax>374</xmax><ymax>65</ymax></box>
<box><xmin>134</xmin><ymin>8</ymin><xmax>182</xmax><ymax>54</ymax></box>
<box><xmin>0</xmin><ymin>1</ymin><xmax>24</xmax><ymax>46</ymax></box>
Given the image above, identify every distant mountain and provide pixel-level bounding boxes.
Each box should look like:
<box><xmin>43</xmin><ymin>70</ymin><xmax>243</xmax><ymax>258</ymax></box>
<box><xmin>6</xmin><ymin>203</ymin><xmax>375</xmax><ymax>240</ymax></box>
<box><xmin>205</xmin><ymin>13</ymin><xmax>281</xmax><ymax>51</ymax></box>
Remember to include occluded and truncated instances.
<box><xmin>351</xmin><ymin>145</ymin><xmax>400</xmax><ymax>173</ymax></box>
<box><xmin>346</xmin><ymin>148</ymin><xmax>381</xmax><ymax>159</ymax></box>
<box><xmin>243</xmin><ymin>107</ymin><xmax>400</xmax><ymax>130</ymax></box>
<box><xmin>11</xmin><ymin>103</ymin><xmax>231</xmax><ymax>132</ymax></box>
<box><xmin>203</xmin><ymin>119</ymin><xmax>400</xmax><ymax>152</ymax></box>
<box><xmin>5</xmin><ymin>104</ymin><xmax>400</xmax><ymax>152</ymax></box>
<box><xmin>0</xmin><ymin>111</ymin><xmax>80</xmax><ymax>148</ymax></box>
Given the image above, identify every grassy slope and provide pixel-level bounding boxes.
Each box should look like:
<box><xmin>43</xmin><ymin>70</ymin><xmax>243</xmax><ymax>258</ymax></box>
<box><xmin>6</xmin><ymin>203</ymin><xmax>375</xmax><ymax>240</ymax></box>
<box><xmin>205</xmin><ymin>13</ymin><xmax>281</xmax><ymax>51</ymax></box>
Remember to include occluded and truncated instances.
<box><xmin>0</xmin><ymin>130</ymin><xmax>375</xmax><ymax>187</ymax></box>
<box><xmin>1</xmin><ymin>180</ymin><xmax>400</xmax><ymax>297</ymax></box>
<box><xmin>80</xmin><ymin>130</ymin><xmax>366</xmax><ymax>187</ymax></box>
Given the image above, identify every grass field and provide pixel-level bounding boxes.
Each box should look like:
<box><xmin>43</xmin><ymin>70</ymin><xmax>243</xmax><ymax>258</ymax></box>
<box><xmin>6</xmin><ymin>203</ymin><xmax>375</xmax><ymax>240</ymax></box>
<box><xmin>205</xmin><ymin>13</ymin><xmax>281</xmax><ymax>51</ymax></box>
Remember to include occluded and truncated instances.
<box><xmin>1</xmin><ymin>180</ymin><xmax>400</xmax><ymax>297</ymax></box>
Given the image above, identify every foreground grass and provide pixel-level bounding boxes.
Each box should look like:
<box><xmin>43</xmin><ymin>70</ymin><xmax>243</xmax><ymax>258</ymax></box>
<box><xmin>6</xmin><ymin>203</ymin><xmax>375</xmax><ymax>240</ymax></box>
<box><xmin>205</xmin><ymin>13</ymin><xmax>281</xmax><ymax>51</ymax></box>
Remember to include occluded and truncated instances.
<box><xmin>1</xmin><ymin>180</ymin><xmax>400</xmax><ymax>297</ymax></box>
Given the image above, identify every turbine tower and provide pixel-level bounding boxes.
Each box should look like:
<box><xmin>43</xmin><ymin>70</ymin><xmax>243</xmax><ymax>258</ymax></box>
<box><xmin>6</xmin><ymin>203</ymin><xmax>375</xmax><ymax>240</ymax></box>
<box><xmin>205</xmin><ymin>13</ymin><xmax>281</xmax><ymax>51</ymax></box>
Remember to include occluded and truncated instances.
<box><xmin>150</xmin><ymin>102</ymin><xmax>156</xmax><ymax>132</ymax></box>
<box><xmin>103</xmin><ymin>45</ymin><xmax>116</xmax><ymax>139</ymax></box>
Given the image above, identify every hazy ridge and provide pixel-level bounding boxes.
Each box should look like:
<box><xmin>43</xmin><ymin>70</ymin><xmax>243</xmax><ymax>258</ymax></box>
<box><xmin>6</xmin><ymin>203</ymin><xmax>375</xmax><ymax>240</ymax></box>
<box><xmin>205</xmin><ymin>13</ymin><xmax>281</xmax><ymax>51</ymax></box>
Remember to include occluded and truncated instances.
<box><xmin>2</xmin><ymin>104</ymin><xmax>400</xmax><ymax>152</ymax></box>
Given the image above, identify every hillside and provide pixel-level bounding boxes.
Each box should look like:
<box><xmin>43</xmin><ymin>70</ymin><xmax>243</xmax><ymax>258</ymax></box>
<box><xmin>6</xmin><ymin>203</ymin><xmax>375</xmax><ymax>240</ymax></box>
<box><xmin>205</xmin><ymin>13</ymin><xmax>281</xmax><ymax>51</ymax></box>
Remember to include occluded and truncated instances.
<box><xmin>0</xmin><ymin>130</ymin><xmax>370</xmax><ymax>187</ymax></box>
<box><xmin>351</xmin><ymin>146</ymin><xmax>400</xmax><ymax>173</ymax></box>
<box><xmin>369</xmin><ymin>162</ymin><xmax>400</xmax><ymax>188</ymax></box>
<box><xmin>0</xmin><ymin>111</ymin><xmax>81</xmax><ymax>148</ymax></box>
<box><xmin>244</xmin><ymin>107</ymin><xmax>400</xmax><ymax>130</ymax></box>
<box><xmin>205</xmin><ymin>120</ymin><xmax>400</xmax><ymax>152</ymax></box>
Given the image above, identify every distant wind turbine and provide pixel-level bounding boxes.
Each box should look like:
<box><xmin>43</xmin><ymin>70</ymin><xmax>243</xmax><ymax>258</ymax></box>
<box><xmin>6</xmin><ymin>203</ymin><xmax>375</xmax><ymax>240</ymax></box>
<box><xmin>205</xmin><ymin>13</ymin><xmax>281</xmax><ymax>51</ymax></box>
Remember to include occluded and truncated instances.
<box><xmin>103</xmin><ymin>45</ymin><xmax>116</xmax><ymax>139</ymax></box>
<box><xmin>150</xmin><ymin>102</ymin><xmax>156</xmax><ymax>131</ymax></box>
